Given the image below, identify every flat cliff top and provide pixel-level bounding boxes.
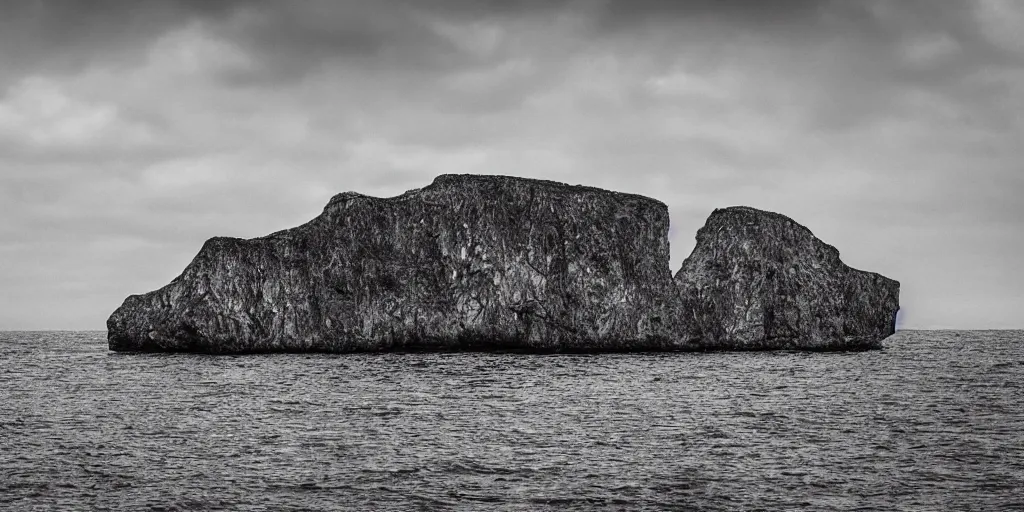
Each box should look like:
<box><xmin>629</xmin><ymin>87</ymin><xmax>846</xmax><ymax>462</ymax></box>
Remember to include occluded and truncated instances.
<box><xmin>325</xmin><ymin>174</ymin><xmax>668</xmax><ymax>212</ymax></box>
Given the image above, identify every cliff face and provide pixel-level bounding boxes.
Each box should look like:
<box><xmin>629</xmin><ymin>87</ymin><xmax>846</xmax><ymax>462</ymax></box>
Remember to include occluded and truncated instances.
<box><xmin>674</xmin><ymin>207</ymin><xmax>900</xmax><ymax>350</ymax></box>
<box><xmin>108</xmin><ymin>174</ymin><xmax>682</xmax><ymax>353</ymax></box>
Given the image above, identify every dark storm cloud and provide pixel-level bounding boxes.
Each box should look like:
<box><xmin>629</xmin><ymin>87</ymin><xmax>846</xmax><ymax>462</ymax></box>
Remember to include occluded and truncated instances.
<box><xmin>209</xmin><ymin>0</ymin><xmax>832</xmax><ymax>82</ymax></box>
<box><xmin>0</xmin><ymin>0</ymin><xmax>840</xmax><ymax>86</ymax></box>
<box><xmin>0</xmin><ymin>0</ymin><xmax>244</xmax><ymax>80</ymax></box>
<box><xmin>595</xmin><ymin>0</ymin><xmax>827</xmax><ymax>31</ymax></box>
<box><xmin>1</xmin><ymin>1</ymin><xmax>997</xmax><ymax>97</ymax></box>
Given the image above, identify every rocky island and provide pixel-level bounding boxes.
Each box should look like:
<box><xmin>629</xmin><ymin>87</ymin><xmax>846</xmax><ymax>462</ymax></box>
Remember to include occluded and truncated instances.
<box><xmin>107</xmin><ymin>174</ymin><xmax>899</xmax><ymax>353</ymax></box>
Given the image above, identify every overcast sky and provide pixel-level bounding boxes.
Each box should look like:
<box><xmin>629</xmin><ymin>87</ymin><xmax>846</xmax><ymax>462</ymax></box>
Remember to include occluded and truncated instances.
<box><xmin>1</xmin><ymin>0</ymin><xmax>1022</xmax><ymax>330</ymax></box>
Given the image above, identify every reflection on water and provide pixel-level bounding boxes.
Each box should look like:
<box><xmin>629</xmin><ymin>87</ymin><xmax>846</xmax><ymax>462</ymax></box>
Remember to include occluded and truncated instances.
<box><xmin>1</xmin><ymin>330</ymin><xmax>1022</xmax><ymax>511</ymax></box>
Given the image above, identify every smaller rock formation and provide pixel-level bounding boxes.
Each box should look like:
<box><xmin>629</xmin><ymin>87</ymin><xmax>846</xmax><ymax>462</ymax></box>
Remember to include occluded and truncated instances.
<box><xmin>674</xmin><ymin>206</ymin><xmax>900</xmax><ymax>350</ymax></box>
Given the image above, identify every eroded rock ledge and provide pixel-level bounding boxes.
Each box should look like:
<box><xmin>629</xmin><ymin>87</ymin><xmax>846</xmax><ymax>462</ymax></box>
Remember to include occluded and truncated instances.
<box><xmin>107</xmin><ymin>174</ymin><xmax>899</xmax><ymax>353</ymax></box>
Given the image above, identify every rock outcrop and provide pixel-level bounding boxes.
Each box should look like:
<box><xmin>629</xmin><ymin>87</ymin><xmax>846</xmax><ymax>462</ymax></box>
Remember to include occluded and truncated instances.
<box><xmin>108</xmin><ymin>174</ymin><xmax>682</xmax><ymax>353</ymax></box>
<box><xmin>675</xmin><ymin>206</ymin><xmax>900</xmax><ymax>350</ymax></box>
<box><xmin>107</xmin><ymin>175</ymin><xmax>900</xmax><ymax>353</ymax></box>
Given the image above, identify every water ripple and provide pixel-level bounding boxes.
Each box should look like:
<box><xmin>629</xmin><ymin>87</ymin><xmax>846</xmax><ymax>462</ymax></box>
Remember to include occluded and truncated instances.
<box><xmin>1</xmin><ymin>330</ymin><xmax>1023</xmax><ymax>510</ymax></box>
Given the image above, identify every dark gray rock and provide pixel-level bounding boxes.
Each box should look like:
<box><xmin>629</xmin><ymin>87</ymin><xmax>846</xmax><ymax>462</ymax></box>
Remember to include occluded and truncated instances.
<box><xmin>107</xmin><ymin>176</ymin><xmax>899</xmax><ymax>353</ymax></box>
<box><xmin>674</xmin><ymin>206</ymin><xmax>900</xmax><ymax>350</ymax></box>
<box><xmin>108</xmin><ymin>174</ymin><xmax>681</xmax><ymax>353</ymax></box>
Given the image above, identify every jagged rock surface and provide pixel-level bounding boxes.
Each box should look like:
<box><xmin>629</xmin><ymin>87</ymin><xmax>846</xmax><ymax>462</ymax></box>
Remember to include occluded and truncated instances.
<box><xmin>674</xmin><ymin>206</ymin><xmax>900</xmax><ymax>350</ymax></box>
<box><xmin>108</xmin><ymin>175</ymin><xmax>682</xmax><ymax>353</ymax></box>
<box><xmin>108</xmin><ymin>176</ymin><xmax>901</xmax><ymax>353</ymax></box>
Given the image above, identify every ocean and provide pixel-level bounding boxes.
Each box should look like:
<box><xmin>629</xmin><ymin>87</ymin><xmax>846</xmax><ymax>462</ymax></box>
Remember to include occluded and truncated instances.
<box><xmin>1</xmin><ymin>330</ymin><xmax>1021</xmax><ymax>511</ymax></box>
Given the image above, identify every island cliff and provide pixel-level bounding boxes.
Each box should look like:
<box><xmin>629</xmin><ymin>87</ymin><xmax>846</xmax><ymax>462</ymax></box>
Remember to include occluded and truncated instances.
<box><xmin>108</xmin><ymin>175</ymin><xmax>682</xmax><ymax>352</ymax></box>
<box><xmin>107</xmin><ymin>175</ymin><xmax>899</xmax><ymax>353</ymax></box>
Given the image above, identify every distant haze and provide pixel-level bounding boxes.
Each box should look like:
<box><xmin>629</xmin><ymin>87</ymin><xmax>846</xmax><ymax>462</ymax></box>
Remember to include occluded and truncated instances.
<box><xmin>1</xmin><ymin>0</ymin><xmax>1022</xmax><ymax>330</ymax></box>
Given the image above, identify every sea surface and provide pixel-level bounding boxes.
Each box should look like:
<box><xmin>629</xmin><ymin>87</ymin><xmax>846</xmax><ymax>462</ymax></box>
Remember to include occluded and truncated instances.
<box><xmin>1</xmin><ymin>331</ymin><xmax>1022</xmax><ymax>511</ymax></box>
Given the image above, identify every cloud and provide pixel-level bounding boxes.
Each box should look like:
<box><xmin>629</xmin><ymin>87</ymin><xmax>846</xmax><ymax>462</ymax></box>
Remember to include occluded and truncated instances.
<box><xmin>0</xmin><ymin>76</ymin><xmax>157</xmax><ymax>151</ymax></box>
<box><xmin>0</xmin><ymin>0</ymin><xmax>1022</xmax><ymax>329</ymax></box>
